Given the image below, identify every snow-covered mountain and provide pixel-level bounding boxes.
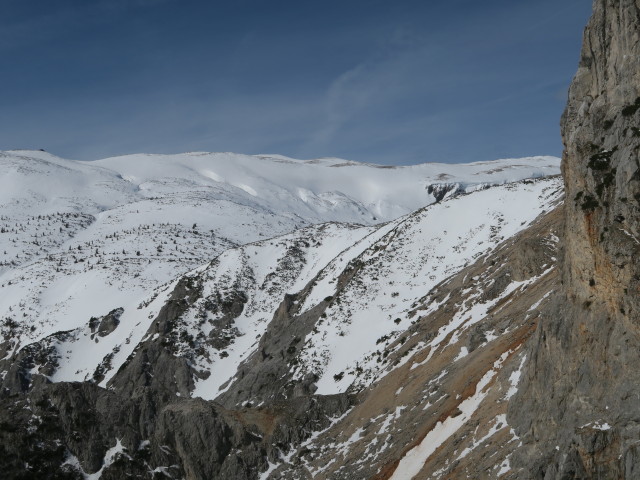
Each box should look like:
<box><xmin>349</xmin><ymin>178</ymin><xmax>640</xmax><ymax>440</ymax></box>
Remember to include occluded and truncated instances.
<box><xmin>0</xmin><ymin>149</ymin><xmax>562</xmax><ymax>479</ymax></box>
<box><xmin>0</xmin><ymin>149</ymin><xmax>558</xmax><ymax>348</ymax></box>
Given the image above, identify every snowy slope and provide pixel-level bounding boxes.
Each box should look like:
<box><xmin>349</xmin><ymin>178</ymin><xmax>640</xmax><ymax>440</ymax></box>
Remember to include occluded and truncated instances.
<box><xmin>289</xmin><ymin>179</ymin><xmax>562</xmax><ymax>395</ymax></box>
<box><xmin>0</xmin><ymin>150</ymin><xmax>564</xmax><ymax>480</ymax></box>
<box><xmin>19</xmin><ymin>176</ymin><xmax>562</xmax><ymax>401</ymax></box>
<box><xmin>90</xmin><ymin>151</ymin><xmax>560</xmax><ymax>223</ymax></box>
<box><xmin>8</xmin><ymin>174</ymin><xmax>560</xmax><ymax>401</ymax></box>
<box><xmin>35</xmin><ymin>222</ymin><xmax>377</xmax><ymax>386</ymax></box>
<box><xmin>0</xmin><ymin>150</ymin><xmax>559</xmax><ymax>351</ymax></box>
<box><xmin>203</xmin><ymin>177</ymin><xmax>563</xmax><ymax>402</ymax></box>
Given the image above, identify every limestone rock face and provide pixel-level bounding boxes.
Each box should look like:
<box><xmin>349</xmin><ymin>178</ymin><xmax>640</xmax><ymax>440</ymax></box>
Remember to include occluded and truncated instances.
<box><xmin>510</xmin><ymin>1</ymin><xmax>640</xmax><ymax>477</ymax></box>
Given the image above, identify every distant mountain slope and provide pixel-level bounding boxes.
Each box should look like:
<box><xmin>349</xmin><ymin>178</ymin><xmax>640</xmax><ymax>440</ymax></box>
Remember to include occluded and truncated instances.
<box><xmin>2</xmin><ymin>150</ymin><xmax>560</xmax><ymax>225</ymax></box>
<box><xmin>0</xmin><ymin>150</ymin><xmax>558</xmax><ymax>350</ymax></box>
<box><xmin>0</xmin><ymin>174</ymin><xmax>562</xmax><ymax>392</ymax></box>
<box><xmin>89</xmin><ymin>151</ymin><xmax>560</xmax><ymax>223</ymax></box>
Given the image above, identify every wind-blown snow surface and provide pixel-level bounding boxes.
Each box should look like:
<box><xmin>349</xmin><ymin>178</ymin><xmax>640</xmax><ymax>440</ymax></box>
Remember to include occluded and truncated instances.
<box><xmin>0</xmin><ymin>149</ymin><xmax>560</xmax><ymax>390</ymax></box>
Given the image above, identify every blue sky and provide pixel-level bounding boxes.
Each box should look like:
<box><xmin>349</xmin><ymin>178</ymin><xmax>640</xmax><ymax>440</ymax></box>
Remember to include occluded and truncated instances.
<box><xmin>0</xmin><ymin>0</ymin><xmax>592</xmax><ymax>165</ymax></box>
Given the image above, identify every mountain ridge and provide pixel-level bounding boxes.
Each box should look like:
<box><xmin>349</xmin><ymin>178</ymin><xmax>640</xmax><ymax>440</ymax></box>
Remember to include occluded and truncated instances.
<box><xmin>0</xmin><ymin>149</ymin><xmax>563</xmax><ymax>478</ymax></box>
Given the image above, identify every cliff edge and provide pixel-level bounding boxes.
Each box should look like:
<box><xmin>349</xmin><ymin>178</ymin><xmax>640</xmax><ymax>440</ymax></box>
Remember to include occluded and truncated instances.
<box><xmin>510</xmin><ymin>1</ymin><xmax>640</xmax><ymax>477</ymax></box>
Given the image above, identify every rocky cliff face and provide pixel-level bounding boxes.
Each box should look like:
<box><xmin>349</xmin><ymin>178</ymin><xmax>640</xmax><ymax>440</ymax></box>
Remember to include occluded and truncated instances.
<box><xmin>510</xmin><ymin>0</ymin><xmax>640</xmax><ymax>477</ymax></box>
